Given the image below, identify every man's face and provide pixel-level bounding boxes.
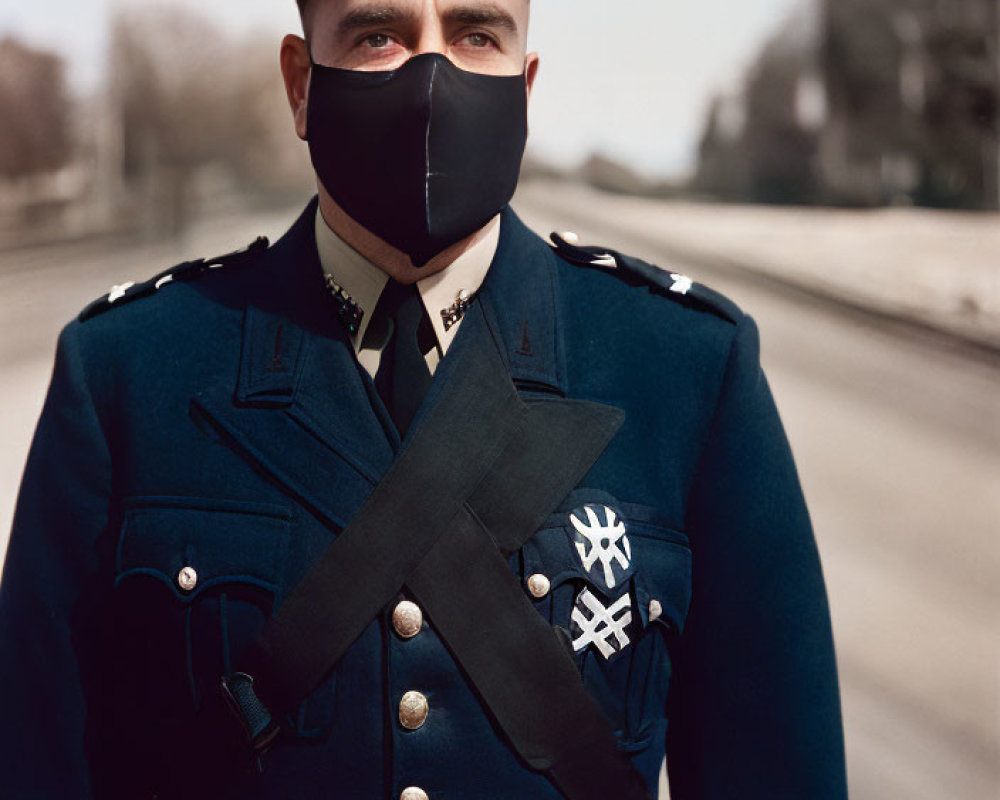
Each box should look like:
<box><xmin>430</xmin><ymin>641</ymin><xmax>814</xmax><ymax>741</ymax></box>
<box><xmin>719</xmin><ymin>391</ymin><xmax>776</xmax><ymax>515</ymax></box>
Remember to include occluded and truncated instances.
<box><xmin>280</xmin><ymin>0</ymin><xmax>537</xmax><ymax>264</ymax></box>
<box><xmin>304</xmin><ymin>0</ymin><xmax>531</xmax><ymax>76</ymax></box>
<box><xmin>282</xmin><ymin>0</ymin><xmax>537</xmax><ymax>146</ymax></box>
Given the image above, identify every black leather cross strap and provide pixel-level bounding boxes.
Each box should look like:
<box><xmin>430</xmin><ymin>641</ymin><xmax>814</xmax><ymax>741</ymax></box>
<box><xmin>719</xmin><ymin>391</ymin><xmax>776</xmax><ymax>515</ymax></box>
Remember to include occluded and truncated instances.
<box><xmin>241</xmin><ymin>331</ymin><xmax>528</xmax><ymax>711</ymax></box>
<box><xmin>204</xmin><ymin>317</ymin><xmax>650</xmax><ymax>800</ymax></box>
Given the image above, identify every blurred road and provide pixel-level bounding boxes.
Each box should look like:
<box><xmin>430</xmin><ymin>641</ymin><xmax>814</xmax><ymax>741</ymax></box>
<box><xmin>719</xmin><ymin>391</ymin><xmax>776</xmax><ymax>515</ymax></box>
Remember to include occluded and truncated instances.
<box><xmin>2</xmin><ymin>193</ymin><xmax>999</xmax><ymax>799</ymax></box>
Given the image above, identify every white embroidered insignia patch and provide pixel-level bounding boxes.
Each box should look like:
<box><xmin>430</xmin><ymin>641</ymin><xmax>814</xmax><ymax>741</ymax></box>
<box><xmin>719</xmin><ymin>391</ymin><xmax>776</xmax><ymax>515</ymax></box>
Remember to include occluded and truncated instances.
<box><xmin>569</xmin><ymin>504</ymin><xmax>632</xmax><ymax>590</ymax></box>
<box><xmin>571</xmin><ymin>589</ymin><xmax>633</xmax><ymax>659</ymax></box>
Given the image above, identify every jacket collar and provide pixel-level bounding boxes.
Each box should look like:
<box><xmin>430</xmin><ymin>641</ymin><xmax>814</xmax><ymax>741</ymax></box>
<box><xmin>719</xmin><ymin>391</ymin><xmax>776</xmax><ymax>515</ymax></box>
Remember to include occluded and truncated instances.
<box><xmin>243</xmin><ymin>196</ymin><xmax>569</xmax><ymax>401</ymax></box>
<box><xmin>314</xmin><ymin>206</ymin><xmax>501</xmax><ymax>359</ymax></box>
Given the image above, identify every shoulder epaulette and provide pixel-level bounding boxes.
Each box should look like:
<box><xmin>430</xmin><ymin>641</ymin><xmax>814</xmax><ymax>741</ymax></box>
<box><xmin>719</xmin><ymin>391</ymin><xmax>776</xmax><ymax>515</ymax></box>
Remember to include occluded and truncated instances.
<box><xmin>549</xmin><ymin>231</ymin><xmax>742</xmax><ymax>325</ymax></box>
<box><xmin>78</xmin><ymin>236</ymin><xmax>270</xmax><ymax>322</ymax></box>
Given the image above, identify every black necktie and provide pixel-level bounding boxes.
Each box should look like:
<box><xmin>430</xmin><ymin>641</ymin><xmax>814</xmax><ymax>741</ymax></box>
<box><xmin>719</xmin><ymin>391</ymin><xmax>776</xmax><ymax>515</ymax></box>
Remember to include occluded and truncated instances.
<box><xmin>365</xmin><ymin>280</ymin><xmax>435</xmax><ymax>435</ymax></box>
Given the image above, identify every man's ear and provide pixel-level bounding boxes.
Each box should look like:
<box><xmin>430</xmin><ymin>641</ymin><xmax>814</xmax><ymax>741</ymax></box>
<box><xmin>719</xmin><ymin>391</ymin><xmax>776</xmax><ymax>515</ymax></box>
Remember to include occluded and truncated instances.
<box><xmin>524</xmin><ymin>52</ymin><xmax>539</xmax><ymax>136</ymax></box>
<box><xmin>280</xmin><ymin>33</ymin><xmax>312</xmax><ymax>141</ymax></box>
<box><xmin>524</xmin><ymin>51</ymin><xmax>540</xmax><ymax>103</ymax></box>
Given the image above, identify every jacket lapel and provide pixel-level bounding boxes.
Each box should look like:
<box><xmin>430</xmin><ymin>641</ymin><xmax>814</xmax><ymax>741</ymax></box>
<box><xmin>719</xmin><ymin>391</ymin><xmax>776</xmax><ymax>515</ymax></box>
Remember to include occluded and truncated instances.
<box><xmin>191</xmin><ymin>200</ymin><xmax>394</xmax><ymax>529</ymax></box>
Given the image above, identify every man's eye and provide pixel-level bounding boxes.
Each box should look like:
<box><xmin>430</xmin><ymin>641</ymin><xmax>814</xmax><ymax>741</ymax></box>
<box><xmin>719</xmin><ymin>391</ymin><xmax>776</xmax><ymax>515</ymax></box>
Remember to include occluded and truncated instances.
<box><xmin>363</xmin><ymin>33</ymin><xmax>393</xmax><ymax>49</ymax></box>
<box><xmin>462</xmin><ymin>32</ymin><xmax>494</xmax><ymax>48</ymax></box>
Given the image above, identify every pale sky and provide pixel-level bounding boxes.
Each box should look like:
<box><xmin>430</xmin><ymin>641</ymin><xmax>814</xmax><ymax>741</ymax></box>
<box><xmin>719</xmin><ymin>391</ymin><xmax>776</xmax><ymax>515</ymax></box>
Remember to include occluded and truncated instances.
<box><xmin>1</xmin><ymin>0</ymin><xmax>806</xmax><ymax>177</ymax></box>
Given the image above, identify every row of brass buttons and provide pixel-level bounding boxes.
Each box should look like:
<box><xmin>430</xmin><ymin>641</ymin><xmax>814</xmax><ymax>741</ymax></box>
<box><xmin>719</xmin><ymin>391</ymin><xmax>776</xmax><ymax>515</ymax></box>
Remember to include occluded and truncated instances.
<box><xmin>392</xmin><ymin>600</ymin><xmax>429</xmax><ymax>729</ymax></box>
<box><xmin>394</xmin><ymin>600</ymin><xmax>429</xmax><ymax>800</ymax></box>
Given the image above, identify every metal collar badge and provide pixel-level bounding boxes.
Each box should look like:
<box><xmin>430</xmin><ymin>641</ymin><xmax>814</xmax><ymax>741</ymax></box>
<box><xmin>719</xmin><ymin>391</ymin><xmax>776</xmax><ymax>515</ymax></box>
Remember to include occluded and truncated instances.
<box><xmin>440</xmin><ymin>288</ymin><xmax>474</xmax><ymax>332</ymax></box>
<box><xmin>324</xmin><ymin>274</ymin><xmax>364</xmax><ymax>337</ymax></box>
<box><xmin>326</xmin><ymin>278</ymin><xmax>475</xmax><ymax>338</ymax></box>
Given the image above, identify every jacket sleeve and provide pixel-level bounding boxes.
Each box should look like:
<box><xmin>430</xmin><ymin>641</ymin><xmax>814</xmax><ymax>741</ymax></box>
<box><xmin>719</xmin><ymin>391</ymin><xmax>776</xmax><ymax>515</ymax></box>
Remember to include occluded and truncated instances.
<box><xmin>0</xmin><ymin>320</ymin><xmax>113</xmax><ymax>798</ymax></box>
<box><xmin>664</xmin><ymin>314</ymin><xmax>848</xmax><ymax>799</ymax></box>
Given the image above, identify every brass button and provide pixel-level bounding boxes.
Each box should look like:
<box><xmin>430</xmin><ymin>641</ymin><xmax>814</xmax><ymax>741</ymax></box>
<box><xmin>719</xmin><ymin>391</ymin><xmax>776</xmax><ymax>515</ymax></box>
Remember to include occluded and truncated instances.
<box><xmin>526</xmin><ymin>573</ymin><xmax>550</xmax><ymax>598</ymax></box>
<box><xmin>400</xmin><ymin>788</ymin><xmax>429</xmax><ymax>800</ymax></box>
<box><xmin>398</xmin><ymin>690</ymin><xmax>429</xmax><ymax>730</ymax></box>
<box><xmin>392</xmin><ymin>601</ymin><xmax>424</xmax><ymax>639</ymax></box>
<box><xmin>648</xmin><ymin>599</ymin><xmax>663</xmax><ymax>621</ymax></box>
<box><xmin>177</xmin><ymin>566</ymin><xmax>198</xmax><ymax>592</ymax></box>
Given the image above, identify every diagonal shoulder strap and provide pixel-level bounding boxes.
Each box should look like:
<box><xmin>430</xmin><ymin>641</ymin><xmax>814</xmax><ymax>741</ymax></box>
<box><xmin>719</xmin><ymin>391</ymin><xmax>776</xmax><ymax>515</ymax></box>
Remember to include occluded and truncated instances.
<box><xmin>217</xmin><ymin>328</ymin><xmax>650</xmax><ymax>800</ymax></box>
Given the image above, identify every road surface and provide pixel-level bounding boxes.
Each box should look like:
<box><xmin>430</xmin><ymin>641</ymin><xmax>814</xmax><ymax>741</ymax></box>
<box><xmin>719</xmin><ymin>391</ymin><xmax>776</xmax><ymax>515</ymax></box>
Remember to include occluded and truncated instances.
<box><xmin>1</xmin><ymin>194</ymin><xmax>998</xmax><ymax>799</ymax></box>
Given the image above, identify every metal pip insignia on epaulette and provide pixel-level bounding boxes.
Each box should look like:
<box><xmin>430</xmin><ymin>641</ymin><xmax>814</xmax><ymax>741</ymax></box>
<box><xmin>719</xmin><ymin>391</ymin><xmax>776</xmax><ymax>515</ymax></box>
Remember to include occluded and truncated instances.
<box><xmin>549</xmin><ymin>231</ymin><xmax>617</xmax><ymax>268</ymax></box>
<box><xmin>668</xmin><ymin>273</ymin><xmax>692</xmax><ymax>295</ymax></box>
<box><xmin>324</xmin><ymin>275</ymin><xmax>364</xmax><ymax>337</ymax></box>
<box><xmin>79</xmin><ymin>235</ymin><xmax>270</xmax><ymax>322</ymax></box>
<box><xmin>107</xmin><ymin>281</ymin><xmax>136</xmax><ymax>303</ymax></box>
<box><xmin>440</xmin><ymin>288</ymin><xmax>473</xmax><ymax>332</ymax></box>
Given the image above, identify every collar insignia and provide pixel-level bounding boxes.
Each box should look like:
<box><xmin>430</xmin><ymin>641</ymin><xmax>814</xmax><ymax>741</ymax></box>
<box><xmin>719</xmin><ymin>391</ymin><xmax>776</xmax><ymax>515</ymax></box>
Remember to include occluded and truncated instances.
<box><xmin>324</xmin><ymin>274</ymin><xmax>365</xmax><ymax>337</ymax></box>
<box><xmin>441</xmin><ymin>288</ymin><xmax>474</xmax><ymax>332</ymax></box>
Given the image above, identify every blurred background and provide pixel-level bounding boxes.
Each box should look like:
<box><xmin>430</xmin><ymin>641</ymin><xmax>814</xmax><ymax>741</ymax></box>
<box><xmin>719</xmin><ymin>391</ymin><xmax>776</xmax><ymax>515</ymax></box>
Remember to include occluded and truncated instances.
<box><xmin>1</xmin><ymin>1</ymin><xmax>998</xmax><ymax>798</ymax></box>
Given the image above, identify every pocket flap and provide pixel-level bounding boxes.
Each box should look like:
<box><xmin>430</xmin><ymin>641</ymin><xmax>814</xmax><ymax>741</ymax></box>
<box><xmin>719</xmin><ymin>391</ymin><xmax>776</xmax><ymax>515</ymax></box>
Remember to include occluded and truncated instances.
<box><xmin>521</xmin><ymin>491</ymin><xmax>692</xmax><ymax>637</ymax></box>
<box><xmin>630</xmin><ymin>533</ymin><xmax>692</xmax><ymax>635</ymax></box>
<box><xmin>115</xmin><ymin>496</ymin><xmax>292</xmax><ymax>601</ymax></box>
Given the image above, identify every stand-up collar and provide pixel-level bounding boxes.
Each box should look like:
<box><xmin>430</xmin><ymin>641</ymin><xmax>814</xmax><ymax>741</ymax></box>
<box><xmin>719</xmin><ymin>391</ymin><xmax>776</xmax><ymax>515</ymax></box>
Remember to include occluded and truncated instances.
<box><xmin>234</xmin><ymin>197</ymin><xmax>568</xmax><ymax>409</ymax></box>
<box><xmin>314</xmin><ymin>207</ymin><xmax>499</xmax><ymax>358</ymax></box>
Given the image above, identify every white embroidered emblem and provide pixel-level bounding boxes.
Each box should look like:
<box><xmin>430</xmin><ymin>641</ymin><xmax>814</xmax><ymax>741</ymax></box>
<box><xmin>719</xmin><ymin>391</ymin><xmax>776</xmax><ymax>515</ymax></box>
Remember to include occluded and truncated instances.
<box><xmin>570</xmin><ymin>505</ymin><xmax>631</xmax><ymax>590</ymax></box>
<box><xmin>669</xmin><ymin>274</ymin><xmax>692</xmax><ymax>295</ymax></box>
<box><xmin>571</xmin><ymin>589</ymin><xmax>633</xmax><ymax>659</ymax></box>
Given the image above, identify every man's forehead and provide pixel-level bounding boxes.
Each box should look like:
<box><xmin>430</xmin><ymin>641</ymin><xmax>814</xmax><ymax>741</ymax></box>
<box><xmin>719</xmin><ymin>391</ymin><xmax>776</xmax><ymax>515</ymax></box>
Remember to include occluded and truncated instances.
<box><xmin>319</xmin><ymin>0</ymin><xmax>530</xmax><ymax>26</ymax></box>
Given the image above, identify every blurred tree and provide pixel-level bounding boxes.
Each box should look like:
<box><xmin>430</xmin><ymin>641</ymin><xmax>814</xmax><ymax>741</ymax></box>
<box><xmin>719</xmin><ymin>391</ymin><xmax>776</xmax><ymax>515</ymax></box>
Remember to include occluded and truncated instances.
<box><xmin>0</xmin><ymin>37</ymin><xmax>72</xmax><ymax>180</ymax></box>
<box><xmin>694</xmin><ymin>94</ymin><xmax>750</xmax><ymax>200</ymax></box>
<box><xmin>110</xmin><ymin>6</ymin><xmax>311</xmax><ymax>234</ymax></box>
<box><xmin>740</xmin><ymin>25</ymin><xmax>822</xmax><ymax>205</ymax></box>
<box><xmin>820</xmin><ymin>0</ymin><xmax>999</xmax><ymax>209</ymax></box>
<box><xmin>694</xmin><ymin>0</ymin><xmax>999</xmax><ymax>209</ymax></box>
<box><xmin>692</xmin><ymin>7</ymin><xmax>822</xmax><ymax>204</ymax></box>
<box><xmin>917</xmin><ymin>6</ymin><xmax>998</xmax><ymax>208</ymax></box>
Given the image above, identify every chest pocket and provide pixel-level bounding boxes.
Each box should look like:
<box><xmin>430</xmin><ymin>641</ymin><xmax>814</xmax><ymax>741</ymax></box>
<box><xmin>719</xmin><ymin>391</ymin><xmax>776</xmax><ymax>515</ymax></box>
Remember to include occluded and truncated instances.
<box><xmin>518</xmin><ymin>490</ymin><xmax>692</xmax><ymax>751</ymax></box>
<box><xmin>114</xmin><ymin>497</ymin><xmax>292</xmax><ymax>719</ymax></box>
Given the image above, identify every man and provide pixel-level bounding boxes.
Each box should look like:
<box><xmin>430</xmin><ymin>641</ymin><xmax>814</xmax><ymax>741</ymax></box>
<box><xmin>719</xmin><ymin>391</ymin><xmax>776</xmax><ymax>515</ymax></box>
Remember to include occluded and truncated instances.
<box><xmin>0</xmin><ymin>1</ymin><xmax>848</xmax><ymax>798</ymax></box>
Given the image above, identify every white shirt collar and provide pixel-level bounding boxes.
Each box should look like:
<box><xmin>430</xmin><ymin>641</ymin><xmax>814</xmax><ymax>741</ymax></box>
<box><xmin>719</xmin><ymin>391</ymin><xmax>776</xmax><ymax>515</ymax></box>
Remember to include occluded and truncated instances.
<box><xmin>314</xmin><ymin>207</ymin><xmax>500</xmax><ymax>356</ymax></box>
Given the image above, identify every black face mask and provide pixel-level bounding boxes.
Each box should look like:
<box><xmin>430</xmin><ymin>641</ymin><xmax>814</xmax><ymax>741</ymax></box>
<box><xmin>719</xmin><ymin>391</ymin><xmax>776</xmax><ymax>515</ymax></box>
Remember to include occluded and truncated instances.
<box><xmin>306</xmin><ymin>53</ymin><xmax>528</xmax><ymax>266</ymax></box>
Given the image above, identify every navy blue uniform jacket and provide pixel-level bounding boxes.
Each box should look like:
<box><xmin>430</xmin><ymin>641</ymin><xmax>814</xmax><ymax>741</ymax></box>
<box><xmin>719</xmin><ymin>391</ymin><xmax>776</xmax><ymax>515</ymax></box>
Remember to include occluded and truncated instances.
<box><xmin>0</xmin><ymin>199</ymin><xmax>847</xmax><ymax>799</ymax></box>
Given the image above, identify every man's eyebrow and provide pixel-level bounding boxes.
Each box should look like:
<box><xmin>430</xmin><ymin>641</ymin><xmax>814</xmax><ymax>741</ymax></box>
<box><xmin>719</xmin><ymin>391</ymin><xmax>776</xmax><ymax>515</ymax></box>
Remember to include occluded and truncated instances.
<box><xmin>442</xmin><ymin>3</ymin><xmax>519</xmax><ymax>34</ymax></box>
<box><xmin>338</xmin><ymin>4</ymin><xmax>418</xmax><ymax>35</ymax></box>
